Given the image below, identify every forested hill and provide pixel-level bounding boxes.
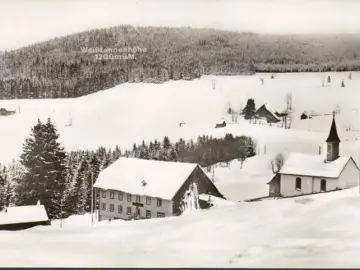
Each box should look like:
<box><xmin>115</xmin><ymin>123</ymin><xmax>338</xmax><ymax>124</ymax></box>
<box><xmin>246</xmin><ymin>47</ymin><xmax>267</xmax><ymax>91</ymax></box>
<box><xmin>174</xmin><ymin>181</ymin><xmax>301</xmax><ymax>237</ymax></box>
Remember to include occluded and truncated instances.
<box><xmin>1</xmin><ymin>25</ymin><xmax>360</xmax><ymax>99</ymax></box>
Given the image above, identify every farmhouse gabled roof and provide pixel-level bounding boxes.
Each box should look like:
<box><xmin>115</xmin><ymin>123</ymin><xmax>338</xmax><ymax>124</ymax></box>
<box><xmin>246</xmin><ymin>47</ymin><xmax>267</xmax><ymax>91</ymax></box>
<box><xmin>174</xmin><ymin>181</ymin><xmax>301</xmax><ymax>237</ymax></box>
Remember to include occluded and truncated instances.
<box><xmin>326</xmin><ymin>116</ymin><xmax>341</xmax><ymax>143</ymax></box>
<box><xmin>0</xmin><ymin>205</ymin><xmax>49</xmax><ymax>226</ymax></box>
<box><xmin>94</xmin><ymin>157</ymin><xmax>201</xmax><ymax>200</ymax></box>
<box><xmin>257</xmin><ymin>103</ymin><xmax>281</xmax><ymax>121</ymax></box>
<box><xmin>279</xmin><ymin>152</ymin><xmax>354</xmax><ymax>178</ymax></box>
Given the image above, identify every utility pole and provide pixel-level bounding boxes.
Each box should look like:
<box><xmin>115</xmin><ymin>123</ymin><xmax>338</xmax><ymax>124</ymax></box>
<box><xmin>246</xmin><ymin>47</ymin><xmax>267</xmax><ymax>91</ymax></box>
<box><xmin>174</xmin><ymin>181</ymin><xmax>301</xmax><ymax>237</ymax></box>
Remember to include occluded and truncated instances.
<box><xmin>91</xmin><ymin>171</ymin><xmax>94</xmax><ymax>226</ymax></box>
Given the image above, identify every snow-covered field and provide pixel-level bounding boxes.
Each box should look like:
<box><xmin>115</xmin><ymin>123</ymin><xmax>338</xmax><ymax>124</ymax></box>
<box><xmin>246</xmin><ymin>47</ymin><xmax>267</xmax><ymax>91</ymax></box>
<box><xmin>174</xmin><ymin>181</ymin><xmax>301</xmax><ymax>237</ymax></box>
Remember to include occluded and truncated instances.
<box><xmin>1</xmin><ymin>72</ymin><xmax>360</xmax><ymax>267</ymax></box>
<box><xmin>0</xmin><ymin>72</ymin><xmax>359</xmax><ymax>165</ymax></box>
<box><xmin>210</xmin><ymin>156</ymin><xmax>274</xmax><ymax>201</ymax></box>
<box><xmin>1</xmin><ymin>187</ymin><xmax>360</xmax><ymax>267</ymax></box>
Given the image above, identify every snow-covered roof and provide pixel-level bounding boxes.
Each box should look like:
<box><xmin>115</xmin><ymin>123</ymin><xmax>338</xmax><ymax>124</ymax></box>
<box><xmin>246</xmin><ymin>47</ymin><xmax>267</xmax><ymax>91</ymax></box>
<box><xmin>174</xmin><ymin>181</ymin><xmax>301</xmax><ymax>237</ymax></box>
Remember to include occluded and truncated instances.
<box><xmin>94</xmin><ymin>157</ymin><xmax>200</xmax><ymax>200</ymax></box>
<box><xmin>279</xmin><ymin>152</ymin><xmax>352</xmax><ymax>178</ymax></box>
<box><xmin>0</xmin><ymin>205</ymin><xmax>49</xmax><ymax>225</ymax></box>
<box><xmin>263</xmin><ymin>103</ymin><xmax>281</xmax><ymax>121</ymax></box>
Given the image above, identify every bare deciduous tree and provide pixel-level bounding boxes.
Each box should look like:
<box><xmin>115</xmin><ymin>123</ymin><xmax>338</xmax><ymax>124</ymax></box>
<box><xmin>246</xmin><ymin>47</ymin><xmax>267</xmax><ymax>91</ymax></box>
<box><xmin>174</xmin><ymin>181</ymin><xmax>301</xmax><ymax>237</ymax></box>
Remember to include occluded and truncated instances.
<box><xmin>285</xmin><ymin>92</ymin><xmax>293</xmax><ymax>129</ymax></box>
<box><xmin>211</xmin><ymin>78</ymin><xmax>217</xmax><ymax>90</ymax></box>
<box><xmin>259</xmin><ymin>77</ymin><xmax>265</xmax><ymax>85</ymax></box>
<box><xmin>270</xmin><ymin>152</ymin><xmax>285</xmax><ymax>173</ymax></box>
<box><xmin>231</xmin><ymin>110</ymin><xmax>238</xmax><ymax>123</ymax></box>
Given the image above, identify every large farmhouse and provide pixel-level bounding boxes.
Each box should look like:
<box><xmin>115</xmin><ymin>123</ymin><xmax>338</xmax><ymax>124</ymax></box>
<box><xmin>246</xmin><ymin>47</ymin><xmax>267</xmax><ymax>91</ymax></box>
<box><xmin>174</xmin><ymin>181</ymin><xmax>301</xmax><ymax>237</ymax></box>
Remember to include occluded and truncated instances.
<box><xmin>255</xmin><ymin>103</ymin><xmax>281</xmax><ymax>124</ymax></box>
<box><xmin>268</xmin><ymin>116</ymin><xmax>359</xmax><ymax>197</ymax></box>
<box><xmin>0</xmin><ymin>203</ymin><xmax>50</xmax><ymax>230</ymax></box>
<box><xmin>94</xmin><ymin>157</ymin><xmax>225</xmax><ymax>221</ymax></box>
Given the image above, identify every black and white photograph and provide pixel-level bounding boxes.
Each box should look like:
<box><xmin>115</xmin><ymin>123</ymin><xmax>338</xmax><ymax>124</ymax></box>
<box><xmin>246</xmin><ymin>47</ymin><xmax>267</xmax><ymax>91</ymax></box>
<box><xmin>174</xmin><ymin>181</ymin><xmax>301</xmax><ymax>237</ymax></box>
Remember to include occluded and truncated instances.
<box><xmin>1</xmin><ymin>0</ymin><xmax>360</xmax><ymax>267</ymax></box>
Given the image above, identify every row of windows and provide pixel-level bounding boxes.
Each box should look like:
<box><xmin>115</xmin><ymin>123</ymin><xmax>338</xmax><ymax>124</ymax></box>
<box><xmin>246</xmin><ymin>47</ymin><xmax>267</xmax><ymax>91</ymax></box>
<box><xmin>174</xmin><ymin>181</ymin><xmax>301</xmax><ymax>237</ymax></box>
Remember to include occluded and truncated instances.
<box><xmin>295</xmin><ymin>177</ymin><xmax>327</xmax><ymax>192</ymax></box>
<box><xmin>101</xmin><ymin>203</ymin><xmax>165</xmax><ymax>218</ymax></box>
<box><xmin>101</xmin><ymin>190</ymin><xmax>162</xmax><ymax>206</ymax></box>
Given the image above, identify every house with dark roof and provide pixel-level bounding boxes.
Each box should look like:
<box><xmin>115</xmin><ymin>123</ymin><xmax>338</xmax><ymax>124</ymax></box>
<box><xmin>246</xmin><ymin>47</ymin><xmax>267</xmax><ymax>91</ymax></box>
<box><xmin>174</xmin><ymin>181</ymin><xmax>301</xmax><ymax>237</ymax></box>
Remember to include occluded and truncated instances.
<box><xmin>268</xmin><ymin>115</ymin><xmax>359</xmax><ymax>197</ymax></box>
<box><xmin>255</xmin><ymin>103</ymin><xmax>281</xmax><ymax>124</ymax></box>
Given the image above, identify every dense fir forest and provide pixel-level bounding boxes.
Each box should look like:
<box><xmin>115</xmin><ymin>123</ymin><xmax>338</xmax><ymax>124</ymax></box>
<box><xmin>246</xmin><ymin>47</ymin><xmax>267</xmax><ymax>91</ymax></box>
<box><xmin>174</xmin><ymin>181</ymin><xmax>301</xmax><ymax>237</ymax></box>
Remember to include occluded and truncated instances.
<box><xmin>0</xmin><ymin>119</ymin><xmax>256</xmax><ymax>219</ymax></box>
<box><xmin>1</xmin><ymin>25</ymin><xmax>360</xmax><ymax>99</ymax></box>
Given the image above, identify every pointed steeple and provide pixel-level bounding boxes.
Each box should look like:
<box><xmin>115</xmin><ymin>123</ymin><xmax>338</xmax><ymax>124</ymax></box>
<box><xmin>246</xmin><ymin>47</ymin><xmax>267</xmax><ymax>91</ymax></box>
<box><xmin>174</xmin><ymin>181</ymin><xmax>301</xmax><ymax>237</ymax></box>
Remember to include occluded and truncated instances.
<box><xmin>326</xmin><ymin>113</ymin><xmax>340</xmax><ymax>143</ymax></box>
<box><xmin>326</xmin><ymin>113</ymin><xmax>340</xmax><ymax>162</ymax></box>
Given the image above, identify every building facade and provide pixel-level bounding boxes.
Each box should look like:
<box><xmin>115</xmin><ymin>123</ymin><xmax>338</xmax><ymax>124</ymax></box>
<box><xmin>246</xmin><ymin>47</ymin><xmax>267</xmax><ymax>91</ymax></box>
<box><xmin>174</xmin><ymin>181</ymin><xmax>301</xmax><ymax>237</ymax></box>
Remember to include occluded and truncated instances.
<box><xmin>97</xmin><ymin>189</ymin><xmax>173</xmax><ymax>221</ymax></box>
<box><xmin>94</xmin><ymin>158</ymin><xmax>225</xmax><ymax>221</ymax></box>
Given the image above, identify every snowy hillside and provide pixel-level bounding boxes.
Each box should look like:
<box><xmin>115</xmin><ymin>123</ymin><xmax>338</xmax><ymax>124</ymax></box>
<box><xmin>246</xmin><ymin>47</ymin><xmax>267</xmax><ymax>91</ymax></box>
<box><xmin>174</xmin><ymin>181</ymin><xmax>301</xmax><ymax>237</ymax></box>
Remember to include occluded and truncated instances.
<box><xmin>0</xmin><ymin>72</ymin><xmax>359</xmax><ymax>164</ymax></box>
<box><xmin>1</xmin><ymin>187</ymin><xmax>360</xmax><ymax>267</ymax></box>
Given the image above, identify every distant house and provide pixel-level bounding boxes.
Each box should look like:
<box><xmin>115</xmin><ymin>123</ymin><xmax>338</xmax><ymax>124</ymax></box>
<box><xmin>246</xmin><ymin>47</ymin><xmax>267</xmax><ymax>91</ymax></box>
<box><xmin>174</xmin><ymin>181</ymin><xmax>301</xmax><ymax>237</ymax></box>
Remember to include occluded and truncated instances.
<box><xmin>94</xmin><ymin>157</ymin><xmax>225</xmax><ymax>221</ymax></box>
<box><xmin>0</xmin><ymin>108</ymin><xmax>16</xmax><ymax>116</ymax></box>
<box><xmin>215</xmin><ymin>121</ymin><xmax>226</xmax><ymax>128</ymax></box>
<box><xmin>0</xmin><ymin>203</ymin><xmax>50</xmax><ymax>231</ymax></box>
<box><xmin>268</xmin><ymin>116</ymin><xmax>359</xmax><ymax>198</ymax></box>
<box><xmin>255</xmin><ymin>103</ymin><xmax>281</xmax><ymax>124</ymax></box>
<box><xmin>300</xmin><ymin>112</ymin><xmax>310</xmax><ymax>120</ymax></box>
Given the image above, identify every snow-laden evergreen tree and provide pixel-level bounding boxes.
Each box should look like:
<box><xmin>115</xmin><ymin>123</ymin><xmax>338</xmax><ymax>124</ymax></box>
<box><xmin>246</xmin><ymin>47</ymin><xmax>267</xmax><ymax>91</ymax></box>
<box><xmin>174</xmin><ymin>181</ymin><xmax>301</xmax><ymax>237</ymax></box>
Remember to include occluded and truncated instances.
<box><xmin>0</xmin><ymin>169</ymin><xmax>6</xmax><ymax>211</ymax></box>
<box><xmin>5</xmin><ymin>180</ymin><xmax>15</xmax><ymax>207</ymax></box>
<box><xmin>90</xmin><ymin>154</ymin><xmax>101</xmax><ymax>211</ymax></box>
<box><xmin>18</xmin><ymin>118</ymin><xmax>68</xmax><ymax>219</ymax></box>
<box><xmin>241</xmin><ymin>99</ymin><xmax>256</xmax><ymax>120</ymax></box>
<box><xmin>68</xmin><ymin>157</ymin><xmax>89</xmax><ymax>215</ymax></box>
<box><xmin>169</xmin><ymin>147</ymin><xmax>178</xmax><ymax>161</ymax></box>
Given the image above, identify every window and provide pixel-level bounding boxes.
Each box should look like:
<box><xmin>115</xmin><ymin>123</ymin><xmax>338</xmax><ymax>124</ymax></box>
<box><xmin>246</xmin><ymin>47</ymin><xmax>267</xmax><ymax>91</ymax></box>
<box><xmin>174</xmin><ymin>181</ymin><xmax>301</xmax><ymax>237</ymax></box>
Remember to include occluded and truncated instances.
<box><xmin>127</xmin><ymin>194</ymin><xmax>132</xmax><ymax>202</ymax></box>
<box><xmin>157</xmin><ymin>198</ymin><xmax>162</xmax><ymax>207</ymax></box>
<box><xmin>102</xmin><ymin>190</ymin><xmax>106</xmax><ymax>198</ymax></box>
<box><xmin>118</xmin><ymin>205</ymin><xmax>123</xmax><ymax>213</ymax></box>
<box><xmin>321</xmin><ymin>179</ymin><xmax>327</xmax><ymax>192</ymax></box>
<box><xmin>110</xmin><ymin>204</ymin><xmax>114</xmax><ymax>212</ymax></box>
<box><xmin>157</xmin><ymin>212</ymin><xmax>165</xmax><ymax>218</ymax></box>
<box><xmin>136</xmin><ymin>195</ymin><xmax>141</xmax><ymax>203</ymax></box>
<box><xmin>101</xmin><ymin>203</ymin><xmax>106</xmax><ymax>211</ymax></box>
<box><xmin>146</xmin><ymin>197</ymin><xmax>151</xmax><ymax>205</ymax></box>
<box><xmin>118</xmin><ymin>192</ymin><xmax>123</xmax><ymax>201</ymax></box>
<box><xmin>146</xmin><ymin>210</ymin><xmax>151</xmax><ymax>218</ymax></box>
<box><xmin>295</xmin><ymin>177</ymin><xmax>302</xmax><ymax>190</ymax></box>
<box><xmin>110</xmin><ymin>191</ymin><xmax>114</xmax><ymax>199</ymax></box>
<box><xmin>127</xmin><ymin>207</ymin><xmax>132</xmax><ymax>215</ymax></box>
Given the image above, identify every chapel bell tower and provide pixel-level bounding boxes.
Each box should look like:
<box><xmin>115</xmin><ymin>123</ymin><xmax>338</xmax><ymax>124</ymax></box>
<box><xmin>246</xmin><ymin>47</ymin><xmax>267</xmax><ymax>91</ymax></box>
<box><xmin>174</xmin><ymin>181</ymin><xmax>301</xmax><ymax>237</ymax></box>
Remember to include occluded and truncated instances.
<box><xmin>326</xmin><ymin>113</ymin><xmax>340</xmax><ymax>162</ymax></box>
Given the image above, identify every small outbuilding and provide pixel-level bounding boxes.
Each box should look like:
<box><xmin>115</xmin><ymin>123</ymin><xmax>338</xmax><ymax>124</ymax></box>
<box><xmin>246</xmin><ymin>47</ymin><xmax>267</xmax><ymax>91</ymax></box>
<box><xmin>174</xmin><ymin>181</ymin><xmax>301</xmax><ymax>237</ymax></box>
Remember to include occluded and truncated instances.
<box><xmin>0</xmin><ymin>108</ymin><xmax>16</xmax><ymax>116</ymax></box>
<box><xmin>300</xmin><ymin>112</ymin><xmax>310</xmax><ymax>120</ymax></box>
<box><xmin>215</xmin><ymin>121</ymin><xmax>226</xmax><ymax>128</ymax></box>
<box><xmin>0</xmin><ymin>203</ymin><xmax>50</xmax><ymax>231</ymax></box>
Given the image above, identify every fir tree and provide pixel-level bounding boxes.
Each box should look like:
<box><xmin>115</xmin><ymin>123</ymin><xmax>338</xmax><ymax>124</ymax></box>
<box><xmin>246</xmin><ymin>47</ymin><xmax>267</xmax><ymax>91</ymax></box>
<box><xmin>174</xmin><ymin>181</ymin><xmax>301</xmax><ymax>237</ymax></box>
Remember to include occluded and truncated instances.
<box><xmin>327</xmin><ymin>75</ymin><xmax>331</xmax><ymax>83</ymax></box>
<box><xmin>169</xmin><ymin>147</ymin><xmax>178</xmax><ymax>161</ymax></box>
<box><xmin>0</xmin><ymin>171</ymin><xmax>6</xmax><ymax>211</ymax></box>
<box><xmin>241</xmin><ymin>99</ymin><xmax>256</xmax><ymax>120</ymax></box>
<box><xmin>162</xmin><ymin>136</ymin><xmax>171</xmax><ymax>150</ymax></box>
<box><xmin>69</xmin><ymin>158</ymin><xmax>89</xmax><ymax>214</ymax></box>
<box><xmin>18</xmin><ymin>118</ymin><xmax>67</xmax><ymax>219</ymax></box>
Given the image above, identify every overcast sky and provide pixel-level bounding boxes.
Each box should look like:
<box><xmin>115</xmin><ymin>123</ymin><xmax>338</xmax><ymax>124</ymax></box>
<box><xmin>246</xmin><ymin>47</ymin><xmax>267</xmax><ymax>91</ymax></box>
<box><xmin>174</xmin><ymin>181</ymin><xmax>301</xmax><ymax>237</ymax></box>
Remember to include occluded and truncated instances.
<box><xmin>1</xmin><ymin>0</ymin><xmax>360</xmax><ymax>51</ymax></box>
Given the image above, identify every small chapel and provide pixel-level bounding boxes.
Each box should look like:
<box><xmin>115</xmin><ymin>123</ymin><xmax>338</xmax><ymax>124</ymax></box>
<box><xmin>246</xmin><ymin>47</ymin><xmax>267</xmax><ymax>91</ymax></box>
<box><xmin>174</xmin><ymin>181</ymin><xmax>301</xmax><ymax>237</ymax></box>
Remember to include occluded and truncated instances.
<box><xmin>268</xmin><ymin>115</ymin><xmax>359</xmax><ymax>197</ymax></box>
